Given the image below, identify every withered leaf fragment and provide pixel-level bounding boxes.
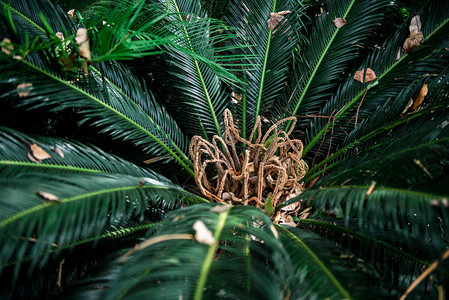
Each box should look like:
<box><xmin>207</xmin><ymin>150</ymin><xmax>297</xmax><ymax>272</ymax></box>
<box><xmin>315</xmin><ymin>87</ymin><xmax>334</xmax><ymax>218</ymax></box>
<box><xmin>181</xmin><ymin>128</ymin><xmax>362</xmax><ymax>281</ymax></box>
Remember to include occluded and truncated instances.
<box><xmin>17</xmin><ymin>83</ymin><xmax>33</xmax><ymax>97</ymax></box>
<box><xmin>36</xmin><ymin>191</ymin><xmax>61</xmax><ymax>203</ymax></box>
<box><xmin>30</xmin><ymin>143</ymin><xmax>51</xmax><ymax>161</ymax></box>
<box><xmin>409</xmin><ymin>15</ymin><xmax>422</xmax><ymax>33</ymax></box>
<box><xmin>403</xmin><ymin>15</ymin><xmax>423</xmax><ymax>53</ymax></box>
<box><xmin>353</xmin><ymin>68</ymin><xmax>377</xmax><ymax>83</ymax></box>
<box><xmin>410</xmin><ymin>84</ymin><xmax>428</xmax><ymax>110</ymax></box>
<box><xmin>193</xmin><ymin>220</ymin><xmax>214</xmax><ymax>245</ymax></box>
<box><xmin>53</xmin><ymin>147</ymin><xmax>64</xmax><ymax>158</ymax></box>
<box><xmin>75</xmin><ymin>28</ymin><xmax>91</xmax><ymax>74</ymax></box>
<box><xmin>267</xmin><ymin>10</ymin><xmax>291</xmax><ymax>31</ymax></box>
<box><xmin>332</xmin><ymin>18</ymin><xmax>346</xmax><ymax>28</ymax></box>
<box><xmin>75</xmin><ymin>28</ymin><xmax>91</xmax><ymax>60</ymax></box>
<box><xmin>403</xmin><ymin>30</ymin><xmax>423</xmax><ymax>53</ymax></box>
<box><xmin>1</xmin><ymin>38</ymin><xmax>13</xmax><ymax>55</ymax></box>
<box><xmin>55</xmin><ymin>32</ymin><xmax>65</xmax><ymax>41</ymax></box>
<box><xmin>67</xmin><ymin>9</ymin><xmax>75</xmax><ymax>18</ymax></box>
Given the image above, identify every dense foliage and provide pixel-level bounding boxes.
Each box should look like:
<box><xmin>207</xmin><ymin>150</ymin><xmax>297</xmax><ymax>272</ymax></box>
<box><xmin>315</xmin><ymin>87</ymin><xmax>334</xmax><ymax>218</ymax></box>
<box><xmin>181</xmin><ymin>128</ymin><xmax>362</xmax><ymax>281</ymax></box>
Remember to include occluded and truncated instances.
<box><xmin>0</xmin><ymin>0</ymin><xmax>448</xmax><ymax>299</ymax></box>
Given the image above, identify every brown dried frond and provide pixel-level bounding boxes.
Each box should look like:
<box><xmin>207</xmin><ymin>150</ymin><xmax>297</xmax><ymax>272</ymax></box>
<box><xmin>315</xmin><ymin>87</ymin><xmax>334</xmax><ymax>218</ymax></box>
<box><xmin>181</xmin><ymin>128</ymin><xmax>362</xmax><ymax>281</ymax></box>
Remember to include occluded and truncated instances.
<box><xmin>189</xmin><ymin>109</ymin><xmax>308</xmax><ymax>213</ymax></box>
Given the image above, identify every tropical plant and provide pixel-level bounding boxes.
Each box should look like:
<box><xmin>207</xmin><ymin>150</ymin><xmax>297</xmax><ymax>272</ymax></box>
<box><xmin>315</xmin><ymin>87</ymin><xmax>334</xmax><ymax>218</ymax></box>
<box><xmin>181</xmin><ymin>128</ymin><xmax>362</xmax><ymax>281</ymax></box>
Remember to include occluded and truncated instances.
<box><xmin>1</xmin><ymin>0</ymin><xmax>449</xmax><ymax>299</ymax></box>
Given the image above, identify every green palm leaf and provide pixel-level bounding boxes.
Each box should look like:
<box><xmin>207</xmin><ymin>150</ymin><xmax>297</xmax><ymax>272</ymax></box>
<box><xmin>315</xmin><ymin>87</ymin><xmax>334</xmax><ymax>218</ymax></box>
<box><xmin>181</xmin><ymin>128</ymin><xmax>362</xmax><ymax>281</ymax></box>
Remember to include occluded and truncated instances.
<box><xmin>225</xmin><ymin>0</ymin><xmax>304</xmax><ymax>139</ymax></box>
<box><xmin>279</xmin><ymin>0</ymin><xmax>390</xmax><ymax>132</ymax></box>
<box><xmin>0</xmin><ymin>168</ymin><xmax>202</xmax><ymax>281</ymax></box>
<box><xmin>303</xmin><ymin>1</ymin><xmax>449</xmax><ymax>157</ymax></box>
<box><xmin>148</xmin><ymin>0</ymin><xmax>246</xmax><ymax>139</ymax></box>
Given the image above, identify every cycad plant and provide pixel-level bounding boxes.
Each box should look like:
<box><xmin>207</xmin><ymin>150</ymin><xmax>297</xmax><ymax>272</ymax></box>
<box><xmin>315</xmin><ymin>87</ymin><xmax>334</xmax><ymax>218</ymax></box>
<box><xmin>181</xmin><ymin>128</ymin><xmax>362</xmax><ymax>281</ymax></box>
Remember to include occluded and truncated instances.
<box><xmin>1</xmin><ymin>0</ymin><xmax>449</xmax><ymax>299</ymax></box>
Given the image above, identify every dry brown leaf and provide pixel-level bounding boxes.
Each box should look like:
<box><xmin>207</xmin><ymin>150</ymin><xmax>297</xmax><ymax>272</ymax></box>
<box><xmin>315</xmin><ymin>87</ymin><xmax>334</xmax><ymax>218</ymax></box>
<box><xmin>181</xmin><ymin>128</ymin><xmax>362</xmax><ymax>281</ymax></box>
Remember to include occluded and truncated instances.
<box><xmin>332</xmin><ymin>18</ymin><xmax>346</xmax><ymax>28</ymax></box>
<box><xmin>401</xmin><ymin>98</ymin><xmax>413</xmax><ymax>114</ymax></box>
<box><xmin>193</xmin><ymin>220</ymin><xmax>215</xmax><ymax>245</ymax></box>
<box><xmin>409</xmin><ymin>15</ymin><xmax>422</xmax><ymax>33</ymax></box>
<box><xmin>231</xmin><ymin>92</ymin><xmax>242</xmax><ymax>104</ymax></box>
<box><xmin>364</xmin><ymin>181</ymin><xmax>376</xmax><ymax>199</ymax></box>
<box><xmin>1</xmin><ymin>38</ymin><xmax>13</xmax><ymax>55</ymax></box>
<box><xmin>27</xmin><ymin>152</ymin><xmax>40</xmax><ymax>163</ymax></box>
<box><xmin>36</xmin><ymin>191</ymin><xmax>61</xmax><ymax>203</ymax></box>
<box><xmin>396</xmin><ymin>47</ymin><xmax>403</xmax><ymax>60</ymax></box>
<box><xmin>267</xmin><ymin>10</ymin><xmax>291</xmax><ymax>31</ymax></box>
<box><xmin>17</xmin><ymin>83</ymin><xmax>33</xmax><ymax>97</ymax></box>
<box><xmin>30</xmin><ymin>143</ymin><xmax>51</xmax><ymax>160</ymax></box>
<box><xmin>55</xmin><ymin>32</ymin><xmax>65</xmax><ymax>41</ymax></box>
<box><xmin>410</xmin><ymin>84</ymin><xmax>428</xmax><ymax>110</ymax></box>
<box><xmin>75</xmin><ymin>28</ymin><xmax>91</xmax><ymax>74</ymax></box>
<box><xmin>52</xmin><ymin>147</ymin><xmax>64</xmax><ymax>158</ymax></box>
<box><xmin>353</xmin><ymin>68</ymin><xmax>377</xmax><ymax>83</ymax></box>
<box><xmin>403</xmin><ymin>30</ymin><xmax>423</xmax><ymax>53</ymax></box>
<box><xmin>67</xmin><ymin>9</ymin><xmax>75</xmax><ymax>18</ymax></box>
<box><xmin>76</xmin><ymin>28</ymin><xmax>91</xmax><ymax>59</ymax></box>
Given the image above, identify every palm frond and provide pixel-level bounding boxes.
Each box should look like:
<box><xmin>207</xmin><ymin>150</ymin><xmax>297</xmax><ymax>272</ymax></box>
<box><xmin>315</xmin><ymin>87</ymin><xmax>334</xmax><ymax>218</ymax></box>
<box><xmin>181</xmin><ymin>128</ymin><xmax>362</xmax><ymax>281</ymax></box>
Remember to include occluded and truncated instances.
<box><xmin>303</xmin><ymin>1</ymin><xmax>449</xmax><ymax>158</ymax></box>
<box><xmin>0</xmin><ymin>2</ymin><xmax>195</xmax><ymax>176</ymax></box>
<box><xmin>304</xmin><ymin>65</ymin><xmax>449</xmax><ymax>181</ymax></box>
<box><xmin>225</xmin><ymin>0</ymin><xmax>305</xmax><ymax>139</ymax></box>
<box><xmin>87</xmin><ymin>204</ymin><xmax>296</xmax><ymax>299</ymax></box>
<box><xmin>278</xmin><ymin>0</ymin><xmax>390</xmax><ymax>131</ymax></box>
<box><xmin>0</xmin><ymin>220</ymin><xmax>157</xmax><ymax>299</ymax></box>
<box><xmin>0</xmin><ymin>168</ymin><xmax>203</xmax><ymax>283</ymax></box>
<box><xmin>147</xmin><ymin>0</ymin><xmax>246</xmax><ymax>139</ymax></box>
<box><xmin>300</xmin><ymin>218</ymin><xmax>449</xmax><ymax>298</ymax></box>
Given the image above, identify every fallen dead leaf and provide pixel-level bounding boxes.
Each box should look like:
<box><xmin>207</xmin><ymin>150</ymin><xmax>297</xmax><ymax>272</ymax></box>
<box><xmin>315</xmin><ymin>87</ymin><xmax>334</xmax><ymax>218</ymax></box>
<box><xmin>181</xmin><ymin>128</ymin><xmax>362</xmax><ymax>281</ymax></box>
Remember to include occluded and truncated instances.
<box><xmin>27</xmin><ymin>152</ymin><xmax>40</xmax><ymax>163</ymax></box>
<box><xmin>76</xmin><ymin>28</ymin><xmax>91</xmax><ymax>74</ymax></box>
<box><xmin>231</xmin><ymin>92</ymin><xmax>242</xmax><ymax>105</ymax></box>
<box><xmin>67</xmin><ymin>9</ymin><xmax>75</xmax><ymax>18</ymax></box>
<box><xmin>76</xmin><ymin>28</ymin><xmax>91</xmax><ymax>59</ymax></box>
<box><xmin>353</xmin><ymin>68</ymin><xmax>377</xmax><ymax>83</ymax></box>
<box><xmin>52</xmin><ymin>147</ymin><xmax>64</xmax><ymax>158</ymax></box>
<box><xmin>30</xmin><ymin>143</ymin><xmax>51</xmax><ymax>160</ymax></box>
<box><xmin>413</xmin><ymin>158</ymin><xmax>432</xmax><ymax>177</ymax></box>
<box><xmin>332</xmin><ymin>18</ymin><xmax>346</xmax><ymax>28</ymax></box>
<box><xmin>55</xmin><ymin>32</ymin><xmax>65</xmax><ymax>41</ymax></box>
<box><xmin>401</xmin><ymin>98</ymin><xmax>413</xmax><ymax>114</ymax></box>
<box><xmin>36</xmin><ymin>191</ymin><xmax>61</xmax><ymax>203</ymax></box>
<box><xmin>267</xmin><ymin>10</ymin><xmax>291</xmax><ymax>31</ymax></box>
<box><xmin>193</xmin><ymin>220</ymin><xmax>214</xmax><ymax>245</ymax></box>
<box><xmin>410</xmin><ymin>84</ymin><xmax>428</xmax><ymax>110</ymax></box>
<box><xmin>403</xmin><ymin>30</ymin><xmax>423</xmax><ymax>53</ymax></box>
<box><xmin>364</xmin><ymin>181</ymin><xmax>376</xmax><ymax>199</ymax></box>
<box><xmin>17</xmin><ymin>83</ymin><xmax>33</xmax><ymax>97</ymax></box>
<box><xmin>396</xmin><ymin>47</ymin><xmax>403</xmax><ymax>60</ymax></box>
<box><xmin>1</xmin><ymin>38</ymin><xmax>13</xmax><ymax>55</ymax></box>
<box><xmin>409</xmin><ymin>15</ymin><xmax>422</xmax><ymax>33</ymax></box>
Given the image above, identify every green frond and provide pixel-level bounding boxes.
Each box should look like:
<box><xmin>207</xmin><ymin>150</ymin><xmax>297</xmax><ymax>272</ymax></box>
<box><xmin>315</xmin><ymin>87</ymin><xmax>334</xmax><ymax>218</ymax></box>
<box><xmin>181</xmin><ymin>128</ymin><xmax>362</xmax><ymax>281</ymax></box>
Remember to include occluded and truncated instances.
<box><xmin>303</xmin><ymin>1</ymin><xmax>449</xmax><ymax>158</ymax></box>
<box><xmin>303</xmin><ymin>65</ymin><xmax>449</xmax><ymax>181</ymax></box>
<box><xmin>1</xmin><ymin>41</ymin><xmax>193</xmax><ymax>176</ymax></box>
<box><xmin>280</xmin><ymin>0</ymin><xmax>390</xmax><ymax>131</ymax></box>
<box><xmin>85</xmin><ymin>204</ymin><xmax>296</xmax><ymax>300</ymax></box>
<box><xmin>1</xmin><ymin>219</ymin><xmax>158</xmax><ymax>299</ymax></box>
<box><xmin>0</xmin><ymin>169</ymin><xmax>202</xmax><ymax>283</ymax></box>
<box><xmin>297</xmin><ymin>181</ymin><xmax>449</xmax><ymax>250</ymax></box>
<box><xmin>225</xmin><ymin>0</ymin><xmax>305</xmax><ymax>139</ymax></box>
<box><xmin>147</xmin><ymin>0</ymin><xmax>246</xmax><ymax>139</ymax></box>
<box><xmin>0</xmin><ymin>127</ymin><xmax>163</xmax><ymax>178</ymax></box>
<box><xmin>300</xmin><ymin>219</ymin><xmax>449</xmax><ymax>298</ymax></box>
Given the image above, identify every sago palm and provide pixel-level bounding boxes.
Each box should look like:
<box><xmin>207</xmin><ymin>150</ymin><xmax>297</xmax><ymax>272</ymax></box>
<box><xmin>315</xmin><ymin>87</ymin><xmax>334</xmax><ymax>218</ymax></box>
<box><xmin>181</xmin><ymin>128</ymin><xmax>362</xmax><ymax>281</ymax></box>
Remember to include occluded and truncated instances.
<box><xmin>0</xmin><ymin>0</ymin><xmax>448</xmax><ymax>299</ymax></box>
